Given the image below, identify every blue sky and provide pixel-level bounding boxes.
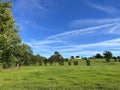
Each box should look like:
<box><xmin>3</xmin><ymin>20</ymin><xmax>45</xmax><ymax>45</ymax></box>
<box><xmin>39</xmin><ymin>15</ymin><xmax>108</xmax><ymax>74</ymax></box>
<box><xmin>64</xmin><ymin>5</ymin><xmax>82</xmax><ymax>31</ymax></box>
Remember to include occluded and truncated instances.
<box><xmin>12</xmin><ymin>0</ymin><xmax>120</xmax><ymax>58</ymax></box>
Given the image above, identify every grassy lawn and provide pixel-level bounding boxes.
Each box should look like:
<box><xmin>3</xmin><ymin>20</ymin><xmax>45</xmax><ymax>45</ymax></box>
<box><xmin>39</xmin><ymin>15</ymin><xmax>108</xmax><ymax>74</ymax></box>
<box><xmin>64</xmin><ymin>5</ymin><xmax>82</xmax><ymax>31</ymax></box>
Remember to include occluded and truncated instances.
<box><xmin>0</xmin><ymin>60</ymin><xmax>120</xmax><ymax>90</ymax></box>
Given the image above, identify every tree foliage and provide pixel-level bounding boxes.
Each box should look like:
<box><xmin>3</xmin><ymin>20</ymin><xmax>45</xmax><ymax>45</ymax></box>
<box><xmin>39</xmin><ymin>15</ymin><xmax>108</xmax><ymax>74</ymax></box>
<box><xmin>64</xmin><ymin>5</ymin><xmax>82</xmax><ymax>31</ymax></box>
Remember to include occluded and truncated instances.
<box><xmin>48</xmin><ymin>51</ymin><xmax>64</xmax><ymax>65</ymax></box>
<box><xmin>0</xmin><ymin>1</ymin><xmax>33</xmax><ymax>68</ymax></box>
<box><xmin>95</xmin><ymin>53</ymin><xmax>103</xmax><ymax>58</ymax></box>
<box><xmin>103</xmin><ymin>51</ymin><xmax>112</xmax><ymax>62</ymax></box>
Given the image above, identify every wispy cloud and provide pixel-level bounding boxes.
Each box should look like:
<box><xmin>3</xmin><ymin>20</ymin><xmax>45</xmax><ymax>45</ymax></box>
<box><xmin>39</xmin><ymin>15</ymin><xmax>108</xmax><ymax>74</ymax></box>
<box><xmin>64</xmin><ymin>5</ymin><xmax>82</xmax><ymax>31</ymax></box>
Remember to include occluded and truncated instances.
<box><xmin>109</xmin><ymin>23</ymin><xmax>120</xmax><ymax>34</ymax></box>
<box><xmin>46</xmin><ymin>22</ymin><xmax>118</xmax><ymax>40</ymax></box>
<box><xmin>70</xmin><ymin>18</ymin><xmax>120</xmax><ymax>35</ymax></box>
<box><xmin>25</xmin><ymin>18</ymin><xmax>120</xmax><ymax>57</ymax></box>
<box><xmin>82</xmin><ymin>0</ymin><xmax>119</xmax><ymax>15</ymax></box>
<box><xmin>25</xmin><ymin>39</ymin><xmax>65</xmax><ymax>55</ymax></box>
<box><xmin>27</xmin><ymin>39</ymin><xmax>63</xmax><ymax>46</ymax></box>
<box><xmin>54</xmin><ymin>38</ymin><xmax>120</xmax><ymax>57</ymax></box>
<box><xmin>13</xmin><ymin>0</ymin><xmax>52</xmax><ymax>18</ymax></box>
<box><xmin>13</xmin><ymin>0</ymin><xmax>120</xmax><ymax>57</ymax></box>
<box><xmin>27</xmin><ymin>37</ymin><xmax>120</xmax><ymax>57</ymax></box>
<box><xmin>57</xmin><ymin>38</ymin><xmax>120</xmax><ymax>52</ymax></box>
<box><xmin>13</xmin><ymin>0</ymin><xmax>56</xmax><ymax>41</ymax></box>
<box><xmin>70</xmin><ymin>18</ymin><xmax>120</xmax><ymax>27</ymax></box>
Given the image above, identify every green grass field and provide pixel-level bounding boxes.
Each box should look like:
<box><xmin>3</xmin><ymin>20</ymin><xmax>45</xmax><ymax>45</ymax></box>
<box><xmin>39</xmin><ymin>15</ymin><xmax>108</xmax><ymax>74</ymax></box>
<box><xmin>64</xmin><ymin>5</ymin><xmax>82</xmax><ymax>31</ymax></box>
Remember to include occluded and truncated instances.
<box><xmin>0</xmin><ymin>59</ymin><xmax>120</xmax><ymax>90</ymax></box>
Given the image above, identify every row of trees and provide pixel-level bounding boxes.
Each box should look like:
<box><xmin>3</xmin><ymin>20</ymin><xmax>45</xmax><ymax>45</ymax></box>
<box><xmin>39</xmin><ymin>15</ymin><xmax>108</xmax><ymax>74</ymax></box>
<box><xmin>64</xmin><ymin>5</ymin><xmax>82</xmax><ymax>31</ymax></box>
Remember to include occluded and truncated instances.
<box><xmin>26</xmin><ymin>51</ymin><xmax>91</xmax><ymax>66</ymax></box>
<box><xmin>93</xmin><ymin>51</ymin><xmax>120</xmax><ymax>62</ymax></box>
<box><xmin>24</xmin><ymin>51</ymin><xmax>120</xmax><ymax>66</ymax></box>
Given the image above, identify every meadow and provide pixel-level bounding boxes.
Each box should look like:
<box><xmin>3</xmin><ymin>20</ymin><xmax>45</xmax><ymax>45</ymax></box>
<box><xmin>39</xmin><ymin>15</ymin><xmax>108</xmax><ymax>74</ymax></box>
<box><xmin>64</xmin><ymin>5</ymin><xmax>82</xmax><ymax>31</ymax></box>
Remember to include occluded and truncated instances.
<box><xmin>0</xmin><ymin>59</ymin><xmax>120</xmax><ymax>90</ymax></box>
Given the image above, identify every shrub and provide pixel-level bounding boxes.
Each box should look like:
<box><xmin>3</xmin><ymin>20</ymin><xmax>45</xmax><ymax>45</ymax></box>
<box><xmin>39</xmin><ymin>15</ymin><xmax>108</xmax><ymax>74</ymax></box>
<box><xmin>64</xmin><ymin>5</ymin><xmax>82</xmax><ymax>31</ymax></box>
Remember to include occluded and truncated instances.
<box><xmin>43</xmin><ymin>60</ymin><xmax>47</xmax><ymax>66</ymax></box>
<box><xmin>103</xmin><ymin>51</ymin><xmax>112</xmax><ymax>62</ymax></box>
<box><xmin>73</xmin><ymin>60</ymin><xmax>78</xmax><ymax>66</ymax></box>
<box><xmin>2</xmin><ymin>62</ymin><xmax>8</xmax><ymax>69</ymax></box>
<box><xmin>85</xmin><ymin>59</ymin><xmax>91</xmax><ymax>66</ymax></box>
<box><xmin>58</xmin><ymin>61</ymin><xmax>64</xmax><ymax>66</ymax></box>
<box><xmin>113</xmin><ymin>57</ymin><xmax>117</xmax><ymax>62</ymax></box>
<box><xmin>68</xmin><ymin>61</ymin><xmax>71</xmax><ymax>66</ymax></box>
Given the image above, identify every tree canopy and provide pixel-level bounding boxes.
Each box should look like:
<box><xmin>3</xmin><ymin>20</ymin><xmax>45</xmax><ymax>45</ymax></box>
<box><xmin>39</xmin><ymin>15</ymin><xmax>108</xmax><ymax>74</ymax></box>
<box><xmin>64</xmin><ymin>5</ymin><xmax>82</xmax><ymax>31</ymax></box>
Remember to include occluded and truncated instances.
<box><xmin>0</xmin><ymin>1</ymin><xmax>33</xmax><ymax>68</ymax></box>
<box><xmin>103</xmin><ymin>51</ymin><xmax>113</xmax><ymax>62</ymax></box>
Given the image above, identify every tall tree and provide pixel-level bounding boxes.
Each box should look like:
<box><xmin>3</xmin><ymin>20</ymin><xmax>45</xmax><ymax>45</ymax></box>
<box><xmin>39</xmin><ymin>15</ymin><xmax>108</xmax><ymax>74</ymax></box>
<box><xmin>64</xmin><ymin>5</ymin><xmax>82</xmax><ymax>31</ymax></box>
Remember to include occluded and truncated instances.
<box><xmin>76</xmin><ymin>56</ymin><xmax>80</xmax><ymax>59</ymax></box>
<box><xmin>48</xmin><ymin>51</ymin><xmax>64</xmax><ymax>65</ymax></box>
<box><xmin>95</xmin><ymin>53</ymin><xmax>103</xmax><ymax>58</ymax></box>
<box><xmin>0</xmin><ymin>1</ymin><xmax>32</xmax><ymax>68</ymax></box>
<box><xmin>71</xmin><ymin>56</ymin><xmax>74</xmax><ymax>59</ymax></box>
<box><xmin>103</xmin><ymin>51</ymin><xmax>112</xmax><ymax>62</ymax></box>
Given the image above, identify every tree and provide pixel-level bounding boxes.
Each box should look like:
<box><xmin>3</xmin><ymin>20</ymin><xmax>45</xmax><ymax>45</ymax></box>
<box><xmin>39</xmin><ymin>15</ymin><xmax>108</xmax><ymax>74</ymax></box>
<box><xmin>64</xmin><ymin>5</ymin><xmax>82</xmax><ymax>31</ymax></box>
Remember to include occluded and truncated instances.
<box><xmin>103</xmin><ymin>51</ymin><xmax>112</xmax><ymax>62</ymax></box>
<box><xmin>73</xmin><ymin>60</ymin><xmax>78</xmax><ymax>66</ymax></box>
<box><xmin>95</xmin><ymin>53</ymin><xmax>103</xmax><ymax>58</ymax></box>
<box><xmin>48</xmin><ymin>51</ymin><xmax>64</xmax><ymax>65</ymax></box>
<box><xmin>113</xmin><ymin>56</ymin><xmax>117</xmax><ymax>62</ymax></box>
<box><xmin>43</xmin><ymin>57</ymin><xmax>48</xmax><ymax>66</ymax></box>
<box><xmin>85</xmin><ymin>58</ymin><xmax>91</xmax><ymax>66</ymax></box>
<box><xmin>0</xmin><ymin>1</ymin><xmax>33</xmax><ymax>68</ymax></box>
<box><xmin>30</xmin><ymin>54</ymin><xmax>45</xmax><ymax>66</ymax></box>
<box><xmin>12</xmin><ymin>44</ymin><xmax>32</xmax><ymax>66</ymax></box>
<box><xmin>71</xmin><ymin>56</ymin><xmax>74</xmax><ymax>59</ymax></box>
<box><xmin>0</xmin><ymin>1</ymin><xmax>21</xmax><ymax>67</ymax></box>
<box><xmin>48</xmin><ymin>55</ymin><xmax>54</xmax><ymax>66</ymax></box>
<box><xmin>68</xmin><ymin>61</ymin><xmax>71</xmax><ymax>66</ymax></box>
<box><xmin>76</xmin><ymin>56</ymin><xmax>80</xmax><ymax>59</ymax></box>
<box><xmin>117</xmin><ymin>56</ymin><xmax>120</xmax><ymax>62</ymax></box>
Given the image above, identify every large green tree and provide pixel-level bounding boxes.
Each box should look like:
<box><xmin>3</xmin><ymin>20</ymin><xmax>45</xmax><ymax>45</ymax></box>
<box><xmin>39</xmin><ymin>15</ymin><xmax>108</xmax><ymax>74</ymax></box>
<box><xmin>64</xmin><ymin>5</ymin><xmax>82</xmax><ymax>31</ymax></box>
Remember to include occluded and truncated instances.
<box><xmin>48</xmin><ymin>51</ymin><xmax>64</xmax><ymax>65</ymax></box>
<box><xmin>0</xmin><ymin>1</ymin><xmax>32</xmax><ymax>68</ymax></box>
<box><xmin>95</xmin><ymin>53</ymin><xmax>103</xmax><ymax>58</ymax></box>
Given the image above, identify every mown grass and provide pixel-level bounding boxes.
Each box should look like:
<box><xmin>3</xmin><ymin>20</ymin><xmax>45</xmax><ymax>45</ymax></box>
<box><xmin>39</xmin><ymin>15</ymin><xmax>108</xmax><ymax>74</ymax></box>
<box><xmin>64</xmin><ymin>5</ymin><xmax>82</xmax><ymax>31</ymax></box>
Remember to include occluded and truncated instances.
<box><xmin>0</xmin><ymin>59</ymin><xmax>120</xmax><ymax>90</ymax></box>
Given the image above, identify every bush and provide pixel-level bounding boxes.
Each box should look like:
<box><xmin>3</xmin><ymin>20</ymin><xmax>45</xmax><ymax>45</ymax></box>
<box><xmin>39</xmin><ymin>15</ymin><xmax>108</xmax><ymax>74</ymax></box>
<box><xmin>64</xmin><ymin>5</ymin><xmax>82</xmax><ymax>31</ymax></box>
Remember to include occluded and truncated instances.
<box><xmin>85</xmin><ymin>59</ymin><xmax>91</xmax><ymax>66</ymax></box>
<box><xmin>68</xmin><ymin>61</ymin><xmax>71</xmax><ymax>66</ymax></box>
<box><xmin>113</xmin><ymin>57</ymin><xmax>117</xmax><ymax>62</ymax></box>
<box><xmin>58</xmin><ymin>61</ymin><xmax>64</xmax><ymax>66</ymax></box>
<box><xmin>49</xmin><ymin>60</ymin><xmax>54</xmax><ymax>66</ymax></box>
<box><xmin>103</xmin><ymin>51</ymin><xmax>112</xmax><ymax>62</ymax></box>
<box><xmin>105</xmin><ymin>58</ymin><xmax>110</xmax><ymax>62</ymax></box>
<box><xmin>39</xmin><ymin>61</ymin><xmax>42</xmax><ymax>66</ymax></box>
<box><xmin>2</xmin><ymin>62</ymin><xmax>8</xmax><ymax>69</ymax></box>
<box><xmin>73</xmin><ymin>60</ymin><xmax>78</xmax><ymax>66</ymax></box>
<box><xmin>118</xmin><ymin>59</ymin><xmax>120</xmax><ymax>62</ymax></box>
<box><xmin>43</xmin><ymin>60</ymin><xmax>47</xmax><ymax>66</ymax></box>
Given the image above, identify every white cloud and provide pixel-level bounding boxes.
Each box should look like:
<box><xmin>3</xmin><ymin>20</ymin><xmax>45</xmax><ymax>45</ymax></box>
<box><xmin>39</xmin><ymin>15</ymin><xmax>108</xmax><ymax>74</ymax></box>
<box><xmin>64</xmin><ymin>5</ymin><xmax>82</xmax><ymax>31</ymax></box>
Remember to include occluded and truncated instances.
<box><xmin>57</xmin><ymin>38</ymin><xmax>120</xmax><ymax>52</ymax></box>
<box><xmin>13</xmin><ymin>0</ymin><xmax>55</xmax><ymax>24</ymax></box>
<box><xmin>27</xmin><ymin>39</ymin><xmax>63</xmax><ymax>46</ymax></box>
<box><xmin>70</xmin><ymin>18</ymin><xmax>120</xmax><ymax>35</ymax></box>
<box><xmin>25</xmin><ymin>17</ymin><xmax>120</xmax><ymax>57</ymax></box>
<box><xmin>83</xmin><ymin>0</ymin><xmax>119</xmax><ymax>15</ymax></box>
<box><xmin>54</xmin><ymin>38</ymin><xmax>120</xmax><ymax>57</ymax></box>
<box><xmin>13</xmin><ymin>0</ymin><xmax>120</xmax><ymax>57</ymax></box>
<box><xmin>27</xmin><ymin>38</ymin><xmax>120</xmax><ymax>57</ymax></box>
<box><xmin>109</xmin><ymin>23</ymin><xmax>120</xmax><ymax>34</ymax></box>
<box><xmin>46</xmin><ymin>22</ymin><xmax>118</xmax><ymax>40</ymax></box>
<box><xmin>70</xmin><ymin>18</ymin><xmax>120</xmax><ymax>27</ymax></box>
